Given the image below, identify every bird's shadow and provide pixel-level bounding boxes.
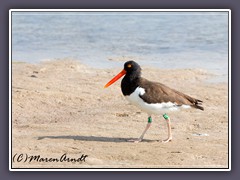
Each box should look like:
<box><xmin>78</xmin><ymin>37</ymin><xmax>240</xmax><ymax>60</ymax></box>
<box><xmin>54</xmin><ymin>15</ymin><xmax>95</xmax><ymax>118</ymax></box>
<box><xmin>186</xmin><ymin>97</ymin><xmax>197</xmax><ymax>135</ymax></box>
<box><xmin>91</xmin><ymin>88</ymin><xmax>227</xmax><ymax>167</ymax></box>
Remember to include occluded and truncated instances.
<box><xmin>37</xmin><ymin>135</ymin><xmax>156</xmax><ymax>143</ymax></box>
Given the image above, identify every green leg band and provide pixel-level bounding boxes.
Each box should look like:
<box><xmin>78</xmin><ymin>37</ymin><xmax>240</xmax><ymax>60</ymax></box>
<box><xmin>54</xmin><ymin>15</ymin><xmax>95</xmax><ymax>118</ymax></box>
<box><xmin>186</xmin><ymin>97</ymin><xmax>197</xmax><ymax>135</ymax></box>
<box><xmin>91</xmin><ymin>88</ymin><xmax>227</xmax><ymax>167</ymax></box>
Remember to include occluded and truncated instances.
<box><xmin>148</xmin><ymin>116</ymin><xmax>152</xmax><ymax>123</ymax></box>
<box><xmin>163</xmin><ymin>113</ymin><xmax>169</xmax><ymax>120</ymax></box>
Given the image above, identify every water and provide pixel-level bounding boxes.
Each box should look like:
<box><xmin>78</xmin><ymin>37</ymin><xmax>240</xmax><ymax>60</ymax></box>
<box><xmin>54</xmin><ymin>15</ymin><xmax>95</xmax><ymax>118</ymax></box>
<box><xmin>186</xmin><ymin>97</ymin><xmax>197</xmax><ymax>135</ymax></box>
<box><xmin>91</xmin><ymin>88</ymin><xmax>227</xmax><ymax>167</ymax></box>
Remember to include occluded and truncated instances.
<box><xmin>11</xmin><ymin>11</ymin><xmax>229</xmax><ymax>81</ymax></box>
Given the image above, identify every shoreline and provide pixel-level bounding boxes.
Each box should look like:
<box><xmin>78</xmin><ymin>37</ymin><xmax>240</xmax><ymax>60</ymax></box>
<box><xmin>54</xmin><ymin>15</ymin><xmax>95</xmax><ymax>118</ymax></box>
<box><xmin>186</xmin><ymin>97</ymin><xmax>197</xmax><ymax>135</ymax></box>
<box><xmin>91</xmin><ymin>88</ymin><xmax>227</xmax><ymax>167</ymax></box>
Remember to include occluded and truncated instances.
<box><xmin>12</xmin><ymin>58</ymin><xmax>227</xmax><ymax>83</ymax></box>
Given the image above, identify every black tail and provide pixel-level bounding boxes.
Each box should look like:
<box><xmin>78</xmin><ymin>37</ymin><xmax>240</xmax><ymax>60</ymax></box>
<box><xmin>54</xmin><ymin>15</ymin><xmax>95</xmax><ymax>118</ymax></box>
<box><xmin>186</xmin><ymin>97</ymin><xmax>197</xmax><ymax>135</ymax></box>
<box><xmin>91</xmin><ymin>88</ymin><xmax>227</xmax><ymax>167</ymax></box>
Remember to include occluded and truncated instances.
<box><xmin>193</xmin><ymin>99</ymin><xmax>204</xmax><ymax>111</ymax></box>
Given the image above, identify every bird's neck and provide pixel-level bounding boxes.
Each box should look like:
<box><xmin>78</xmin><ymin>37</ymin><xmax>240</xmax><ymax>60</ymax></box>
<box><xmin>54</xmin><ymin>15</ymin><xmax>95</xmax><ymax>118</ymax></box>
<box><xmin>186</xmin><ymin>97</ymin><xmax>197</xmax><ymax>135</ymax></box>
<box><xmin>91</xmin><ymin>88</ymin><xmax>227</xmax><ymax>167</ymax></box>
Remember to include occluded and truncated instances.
<box><xmin>121</xmin><ymin>74</ymin><xmax>141</xmax><ymax>96</ymax></box>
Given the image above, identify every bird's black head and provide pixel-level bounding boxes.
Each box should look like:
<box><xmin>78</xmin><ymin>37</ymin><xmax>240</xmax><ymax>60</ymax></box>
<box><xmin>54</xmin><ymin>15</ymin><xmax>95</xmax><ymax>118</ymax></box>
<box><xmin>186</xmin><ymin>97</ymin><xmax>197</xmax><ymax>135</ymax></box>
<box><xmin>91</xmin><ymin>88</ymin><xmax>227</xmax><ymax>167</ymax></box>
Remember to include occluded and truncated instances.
<box><xmin>123</xmin><ymin>61</ymin><xmax>141</xmax><ymax>79</ymax></box>
<box><xmin>104</xmin><ymin>60</ymin><xmax>141</xmax><ymax>88</ymax></box>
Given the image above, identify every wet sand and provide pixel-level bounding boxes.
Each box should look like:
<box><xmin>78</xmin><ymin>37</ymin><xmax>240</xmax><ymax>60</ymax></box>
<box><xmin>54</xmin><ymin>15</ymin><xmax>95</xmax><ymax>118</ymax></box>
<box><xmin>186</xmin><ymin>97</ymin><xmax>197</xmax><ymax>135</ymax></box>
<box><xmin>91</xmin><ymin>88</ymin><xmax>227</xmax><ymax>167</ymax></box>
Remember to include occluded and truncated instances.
<box><xmin>11</xmin><ymin>60</ymin><xmax>229</xmax><ymax>169</ymax></box>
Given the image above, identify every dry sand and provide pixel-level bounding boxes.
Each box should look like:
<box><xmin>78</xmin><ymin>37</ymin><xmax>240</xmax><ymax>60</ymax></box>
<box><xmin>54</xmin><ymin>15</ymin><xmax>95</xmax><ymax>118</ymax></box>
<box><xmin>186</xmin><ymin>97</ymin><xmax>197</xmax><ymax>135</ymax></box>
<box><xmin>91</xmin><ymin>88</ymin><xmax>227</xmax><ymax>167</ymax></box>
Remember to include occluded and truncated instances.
<box><xmin>11</xmin><ymin>60</ymin><xmax>229</xmax><ymax>169</ymax></box>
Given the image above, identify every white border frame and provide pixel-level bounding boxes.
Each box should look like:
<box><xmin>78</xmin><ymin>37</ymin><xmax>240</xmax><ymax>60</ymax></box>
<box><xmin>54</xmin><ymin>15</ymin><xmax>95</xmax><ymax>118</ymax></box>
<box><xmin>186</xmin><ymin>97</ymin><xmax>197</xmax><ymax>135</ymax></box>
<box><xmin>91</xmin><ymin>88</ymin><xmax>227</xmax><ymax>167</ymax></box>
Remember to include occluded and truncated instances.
<box><xmin>9</xmin><ymin>9</ymin><xmax>231</xmax><ymax>171</ymax></box>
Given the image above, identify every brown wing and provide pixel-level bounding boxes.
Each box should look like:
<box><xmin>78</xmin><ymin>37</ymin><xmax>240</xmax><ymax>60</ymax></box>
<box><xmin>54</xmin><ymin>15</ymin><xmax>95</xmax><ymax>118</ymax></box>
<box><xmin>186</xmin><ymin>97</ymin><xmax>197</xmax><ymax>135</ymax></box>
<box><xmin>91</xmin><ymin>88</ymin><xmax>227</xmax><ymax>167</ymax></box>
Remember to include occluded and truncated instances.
<box><xmin>139</xmin><ymin>78</ymin><xmax>204</xmax><ymax>110</ymax></box>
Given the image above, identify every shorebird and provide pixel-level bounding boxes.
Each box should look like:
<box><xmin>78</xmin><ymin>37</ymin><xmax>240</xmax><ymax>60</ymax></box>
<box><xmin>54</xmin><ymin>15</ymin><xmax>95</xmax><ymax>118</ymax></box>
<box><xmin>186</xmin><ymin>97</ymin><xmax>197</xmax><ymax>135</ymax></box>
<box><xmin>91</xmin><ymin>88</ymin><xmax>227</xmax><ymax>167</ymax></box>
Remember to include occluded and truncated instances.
<box><xmin>104</xmin><ymin>61</ymin><xmax>204</xmax><ymax>143</ymax></box>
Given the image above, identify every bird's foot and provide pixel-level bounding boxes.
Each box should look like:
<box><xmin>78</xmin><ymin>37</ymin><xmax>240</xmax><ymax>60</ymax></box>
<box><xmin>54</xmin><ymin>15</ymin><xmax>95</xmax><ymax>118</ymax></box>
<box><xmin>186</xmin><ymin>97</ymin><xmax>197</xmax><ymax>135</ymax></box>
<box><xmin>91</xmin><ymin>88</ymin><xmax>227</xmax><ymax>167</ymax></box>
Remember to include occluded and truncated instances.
<box><xmin>128</xmin><ymin>138</ymin><xmax>142</xmax><ymax>143</ymax></box>
<box><xmin>162</xmin><ymin>137</ymin><xmax>172</xmax><ymax>143</ymax></box>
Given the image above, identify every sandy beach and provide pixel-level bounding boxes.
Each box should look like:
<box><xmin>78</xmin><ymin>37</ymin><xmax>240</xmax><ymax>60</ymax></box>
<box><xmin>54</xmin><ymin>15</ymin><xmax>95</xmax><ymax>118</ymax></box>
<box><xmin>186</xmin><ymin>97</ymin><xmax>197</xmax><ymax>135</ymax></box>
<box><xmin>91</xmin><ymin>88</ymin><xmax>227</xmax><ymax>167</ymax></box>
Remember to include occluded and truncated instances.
<box><xmin>11</xmin><ymin>59</ymin><xmax>229</xmax><ymax>169</ymax></box>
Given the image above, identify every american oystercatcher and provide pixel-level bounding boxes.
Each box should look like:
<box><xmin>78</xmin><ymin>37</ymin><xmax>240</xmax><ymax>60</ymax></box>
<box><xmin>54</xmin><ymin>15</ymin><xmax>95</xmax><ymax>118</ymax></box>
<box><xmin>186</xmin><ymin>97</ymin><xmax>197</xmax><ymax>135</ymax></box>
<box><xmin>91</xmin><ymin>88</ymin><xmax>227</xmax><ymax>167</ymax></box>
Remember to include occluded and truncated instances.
<box><xmin>104</xmin><ymin>61</ymin><xmax>204</xmax><ymax>143</ymax></box>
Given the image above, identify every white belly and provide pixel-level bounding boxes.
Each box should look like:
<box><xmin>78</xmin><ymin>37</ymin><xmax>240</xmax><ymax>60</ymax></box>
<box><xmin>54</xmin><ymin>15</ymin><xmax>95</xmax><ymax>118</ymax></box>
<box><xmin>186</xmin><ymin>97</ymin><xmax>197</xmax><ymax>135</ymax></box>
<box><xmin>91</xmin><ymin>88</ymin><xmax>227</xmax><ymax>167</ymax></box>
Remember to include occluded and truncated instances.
<box><xmin>124</xmin><ymin>87</ymin><xmax>190</xmax><ymax>115</ymax></box>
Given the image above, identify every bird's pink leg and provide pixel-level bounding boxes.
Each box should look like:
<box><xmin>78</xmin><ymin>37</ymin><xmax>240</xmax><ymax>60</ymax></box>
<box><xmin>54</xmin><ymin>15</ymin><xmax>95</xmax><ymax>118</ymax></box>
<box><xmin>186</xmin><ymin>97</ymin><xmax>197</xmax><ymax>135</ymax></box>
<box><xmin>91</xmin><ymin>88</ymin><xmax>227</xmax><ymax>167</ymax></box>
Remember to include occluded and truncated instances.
<box><xmin>162</xmin><ymin>114</ymin><xmax>172</xmax><ymax>143</ymax></box>
<box><xmin>128</xmin><ymin>116</ymin><xmax>152</xmax><ymax>143</ymax></box>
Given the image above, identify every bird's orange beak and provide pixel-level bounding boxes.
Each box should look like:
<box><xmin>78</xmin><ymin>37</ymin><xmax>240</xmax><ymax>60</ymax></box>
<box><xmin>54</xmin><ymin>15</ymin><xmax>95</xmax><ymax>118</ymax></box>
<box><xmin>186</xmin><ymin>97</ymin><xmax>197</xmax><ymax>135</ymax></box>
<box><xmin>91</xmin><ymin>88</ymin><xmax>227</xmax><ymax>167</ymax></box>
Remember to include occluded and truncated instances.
<box><xmin>104</xmin><ymin>69</ymin><xmax>126</xmax><ymax>88</ymax></box>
